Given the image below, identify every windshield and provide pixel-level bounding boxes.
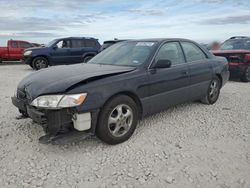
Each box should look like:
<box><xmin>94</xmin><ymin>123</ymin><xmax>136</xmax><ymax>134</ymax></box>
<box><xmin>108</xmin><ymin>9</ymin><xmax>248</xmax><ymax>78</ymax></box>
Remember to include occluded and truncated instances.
<box><xmin>88</xmin><ymin>41</ymin><xmax>157</xmax><ymax>66</ymax></box>
<box><xmin>220</xmin><ymin>39</ymin><xmax>250</xmax><ymax>50</ymax></box>
<box><xmin>46</xmin><ymin>39</ymin><xmax>58</xmax><ymax>47</ymax></box>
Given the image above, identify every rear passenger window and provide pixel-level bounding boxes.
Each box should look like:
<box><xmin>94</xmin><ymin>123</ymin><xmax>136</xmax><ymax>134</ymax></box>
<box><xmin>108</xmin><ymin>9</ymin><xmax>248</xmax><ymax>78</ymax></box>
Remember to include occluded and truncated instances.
<box><xmin>11</xmin><ymin>42</ymin><xmax>18</xmax><ymax>48</ymax></box>
<box><xmin>155</xmin><ymin>42</ymin><xmax>185</xmax><ymax>65</ymax></box>
<box><xmin>71</xmin><ymin>39</ymin><xmax>84</xmax><ymax>48</ymax></box>
<box><xmin>181</xmin><ymin>42</ymin><xmax>207</xmax><ymax>62</ymax></box>
<box><xmin>84</xmin><ymin>40</ymin><xmax>96</xmax><ymax>47</ymax></box>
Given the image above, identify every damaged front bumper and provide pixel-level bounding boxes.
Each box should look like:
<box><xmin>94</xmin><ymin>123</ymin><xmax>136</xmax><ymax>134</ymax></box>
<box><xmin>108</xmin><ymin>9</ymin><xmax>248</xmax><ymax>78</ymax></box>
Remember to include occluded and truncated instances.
<box><xmin>11</xmin><ymin>96</ymin><xmax>99</xmax><ymax>138</ymax></box>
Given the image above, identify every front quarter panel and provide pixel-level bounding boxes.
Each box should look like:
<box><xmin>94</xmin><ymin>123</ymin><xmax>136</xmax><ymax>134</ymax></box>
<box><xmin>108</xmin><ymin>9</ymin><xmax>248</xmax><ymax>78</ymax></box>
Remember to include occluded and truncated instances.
<box><xmin>31</xmin><ymin>48</ymin><xmax>51</xmax><ymax>59</ymax></box>
<box><xmin>67</xmin><ymin>69</ymin><xmax>149</xmax><ymax>113</ymax></box>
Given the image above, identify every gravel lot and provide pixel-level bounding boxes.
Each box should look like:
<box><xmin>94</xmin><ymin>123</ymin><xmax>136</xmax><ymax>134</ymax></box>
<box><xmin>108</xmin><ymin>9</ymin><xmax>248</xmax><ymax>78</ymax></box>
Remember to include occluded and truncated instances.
<box><xmin>0</xmin><ymin>65</ymin><xmax>249</xmax><ymax>188</ymax></box>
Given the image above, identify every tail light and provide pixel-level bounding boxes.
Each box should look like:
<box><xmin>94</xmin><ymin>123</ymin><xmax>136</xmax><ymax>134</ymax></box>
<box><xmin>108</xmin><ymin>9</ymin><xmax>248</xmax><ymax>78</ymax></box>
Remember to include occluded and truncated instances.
<box><xmin>244</xmin><ymin>54</ymin><xmax>250</xmax><ymax>62</ymax></box>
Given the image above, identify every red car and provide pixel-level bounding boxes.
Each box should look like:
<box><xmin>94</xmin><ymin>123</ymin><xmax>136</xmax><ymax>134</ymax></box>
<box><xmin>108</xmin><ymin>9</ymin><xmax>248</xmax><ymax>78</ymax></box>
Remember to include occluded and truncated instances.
<box><xmin>212</xmin><ymin>36</ymin><xmax>250</xmax><ymax>82</ymax></box>
<box><xmin>0</xmin><ymin>40</ymin><xmax>38</xmax><ymax>63</ymax></box>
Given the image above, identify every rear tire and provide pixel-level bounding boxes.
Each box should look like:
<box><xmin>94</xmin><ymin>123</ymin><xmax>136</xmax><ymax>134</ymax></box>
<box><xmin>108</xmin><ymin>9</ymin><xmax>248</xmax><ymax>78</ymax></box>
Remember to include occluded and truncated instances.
<box><xmin>83</xmin><ymin>56</ymin><xmax>93</xmax><ymax>63</ymax></box>
<box><xmin>201</xmin><ymin>77</ymin><xmax>221</xmax><ymax>105</ymax></box>
<box><xmin>32</xmin><ymin>57</ymin><xmax>49</xmax><ymax>70</ymax></box>
<box><xmin>96</xmin><ymin>95</ymin><xmax>138</xmax><ymax>145</ymax></box>
<box><xmin>240</xmin><ymin>66</ymin><xmax>250</xmax><ymax>82</ymax></box>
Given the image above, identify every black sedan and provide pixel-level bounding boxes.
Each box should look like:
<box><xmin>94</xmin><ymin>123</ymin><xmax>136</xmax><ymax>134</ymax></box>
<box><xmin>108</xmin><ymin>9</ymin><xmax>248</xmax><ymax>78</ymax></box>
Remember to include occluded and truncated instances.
<box><xmin>12</xmin><ymin>38</ymin><xmax>229</xmax><ymax>144</ymax></box>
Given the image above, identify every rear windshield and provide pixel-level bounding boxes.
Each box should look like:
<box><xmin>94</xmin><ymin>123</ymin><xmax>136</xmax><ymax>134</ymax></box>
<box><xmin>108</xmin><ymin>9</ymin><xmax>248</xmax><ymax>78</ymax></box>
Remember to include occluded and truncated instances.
<box><xmin>220</xmin><ymin>39</ymin><xmax>250</xmax><ymax>50</ymax></box>
<box><xmin>101</xmin><ymin>43</ymin><xmax>114</xmax><ymax>49</ymax></box>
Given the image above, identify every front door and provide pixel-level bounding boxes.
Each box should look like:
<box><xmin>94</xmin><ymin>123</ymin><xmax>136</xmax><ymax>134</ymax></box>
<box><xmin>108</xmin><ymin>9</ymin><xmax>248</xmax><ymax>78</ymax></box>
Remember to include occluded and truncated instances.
<box><xmin>50</xmin><ymin>39</ymin><xmax>72</xmax><ymax>65</ymax></box>
<box><xmin>147</xmin><ymin>41</ymin><xmax>190</xmax><ymax>114</ymax></box>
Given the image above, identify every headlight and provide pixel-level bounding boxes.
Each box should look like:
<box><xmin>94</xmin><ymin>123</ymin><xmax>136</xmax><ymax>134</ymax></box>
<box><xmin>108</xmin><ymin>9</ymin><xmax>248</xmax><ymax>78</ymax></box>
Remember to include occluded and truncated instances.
<box><xmin>31</xmin><ymin>93</ymin><xmax>87</xmax><ymax>109</ymax></box>
<box><xmin>24</xmin><ymin>50</ymin><xmax>32</xmax><ymax>56</ymax></box>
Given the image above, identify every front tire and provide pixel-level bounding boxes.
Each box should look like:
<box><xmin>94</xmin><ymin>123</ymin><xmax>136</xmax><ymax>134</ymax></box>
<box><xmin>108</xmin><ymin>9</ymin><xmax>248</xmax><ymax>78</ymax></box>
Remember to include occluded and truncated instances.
<box><xmin>96</xmin><ymin>95</ymin><xmax>138</xmax><ymax>145</ymax></box>
<box><xmin>19</xmin><ymin>109</ymin><xmax>28</xmax><ymax>117</ymax></box>
<box><xmin>201</xmin><ymin>77</ymin><xmax>221</xmax><ymax>105</ymax></box>
<box><xmin>29</xmin><ymin>63</ymin><xmax>33</xmax><ymax>68</ymax></box>
<box><xmin>32</xmin><ymin>57</ymin><xmax>49</xmax><ymax>70</ymax></box>
<box><xmin>241</xmin><ymin>66</ymin><xmax>250</xmax><ymax>82</ymax></box>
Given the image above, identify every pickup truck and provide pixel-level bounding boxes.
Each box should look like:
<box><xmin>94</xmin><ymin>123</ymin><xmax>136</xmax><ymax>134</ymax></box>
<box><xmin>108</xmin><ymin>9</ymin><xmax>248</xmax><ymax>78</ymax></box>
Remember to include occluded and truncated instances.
<box><xmin>0</xmin><ymin>40</ymin><xmax>37</xmax><ymax>63</ymax></box>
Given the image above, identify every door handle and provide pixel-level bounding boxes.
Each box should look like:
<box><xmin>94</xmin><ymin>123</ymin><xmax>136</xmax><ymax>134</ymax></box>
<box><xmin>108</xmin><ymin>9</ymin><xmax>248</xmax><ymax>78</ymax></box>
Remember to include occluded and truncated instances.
<box><xmin>149</xmin><ymin>68</ymin><xmax>157</xmax><ymax>74</ymax></box>
<box><xmin>181</xmin><ymin>71</ymin><xmax>188</xmax><ymax>75</ymax></box>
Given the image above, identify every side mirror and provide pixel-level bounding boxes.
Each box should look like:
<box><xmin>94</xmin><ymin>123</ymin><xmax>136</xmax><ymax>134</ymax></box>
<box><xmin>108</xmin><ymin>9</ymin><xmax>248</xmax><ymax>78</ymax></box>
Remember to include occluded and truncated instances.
<box><xmin>52</xmin><ymin>45</ymin><xmax>58</xmax><ymax>50</ymax></box>
<box><xmin>154</xmin><ymin>59</ymin><xmax>172</xmax><ymax>69</ymax></box>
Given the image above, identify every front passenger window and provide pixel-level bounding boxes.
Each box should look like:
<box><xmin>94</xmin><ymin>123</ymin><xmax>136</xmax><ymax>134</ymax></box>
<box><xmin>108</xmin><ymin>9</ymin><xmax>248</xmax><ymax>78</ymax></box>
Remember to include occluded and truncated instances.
<box><xmin>155</xmin><ymin>42</ymin><xmax>185</xmax><ymax>66</ymax></box>
<box><xmin>56</xmin><ymin>40</ymin><xmax>70</xmax><ymax>48</ymax></box>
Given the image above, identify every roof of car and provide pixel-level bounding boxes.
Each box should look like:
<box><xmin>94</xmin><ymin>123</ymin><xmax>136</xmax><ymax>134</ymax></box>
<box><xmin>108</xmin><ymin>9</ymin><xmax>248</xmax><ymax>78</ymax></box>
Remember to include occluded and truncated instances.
<box><xmin>58</xmin><ymin>37</ymin><xmax>98</xmax><ymax>40</ymax></box>
<box><xmin>104</xmin><ymin>40</ymin><xmax>127</xmax><ymax>43</ymax></box>
<box><xmin>126</xmin><ymin>38</ymin><xmax>196</xmax><ymax>43</ymax></box>
<box><xmin>229</xmin><ymin>36</ymin><xmax>250</xmax><ymax>40</ymax></box>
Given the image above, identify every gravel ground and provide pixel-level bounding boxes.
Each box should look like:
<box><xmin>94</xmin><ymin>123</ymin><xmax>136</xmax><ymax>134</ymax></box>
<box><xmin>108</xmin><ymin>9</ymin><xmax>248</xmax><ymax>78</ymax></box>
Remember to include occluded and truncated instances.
<box><xmin>0</xmin><ymin>65</ymin><xmax>249</xmax><ymax>188</ymax></box>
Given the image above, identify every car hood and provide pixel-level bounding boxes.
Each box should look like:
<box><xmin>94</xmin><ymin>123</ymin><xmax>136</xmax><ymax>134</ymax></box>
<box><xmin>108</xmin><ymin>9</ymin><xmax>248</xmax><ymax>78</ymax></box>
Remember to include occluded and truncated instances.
<box><xmin>18</xmin><ymin>63</ymin><xmax>136</xmax><ymax>100</ymax></box>
<box><xmin>24</xmin><ymin>46</ymin><xmax>46</xmax><ymax>52</ymax></box>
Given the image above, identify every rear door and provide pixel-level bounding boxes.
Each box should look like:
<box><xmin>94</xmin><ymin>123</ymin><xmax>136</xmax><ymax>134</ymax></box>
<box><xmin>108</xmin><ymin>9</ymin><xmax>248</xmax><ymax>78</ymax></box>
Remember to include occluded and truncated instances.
<box><xmin>147</xmin><ymin>41</ymin><xmax>190</xmax><ymax>114</ymax></box>
<box><xmin>180</xmin><ymin>41</ymin><xmax>213</xmax><ymax>100</ymax></box>
<box><xmin>50</xmin><ymin>39</ymin><xmax>72</xmax><ymax>65</ymax></box>
<box><xmin>70</xmin><ymin>39</ymin><xmax>85</xmax><ymax>64</ymax></box>
<box><xmin>83</xmin><ymin>39</ymin><xmax>98</xmax><ymax>54</ymax></box>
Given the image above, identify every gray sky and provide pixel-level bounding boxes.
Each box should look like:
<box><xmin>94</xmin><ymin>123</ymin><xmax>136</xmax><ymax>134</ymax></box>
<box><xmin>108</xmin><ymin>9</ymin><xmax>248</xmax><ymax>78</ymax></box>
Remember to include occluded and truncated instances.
<box><xmin>0</xmin><ymin>0</ymin><xmax>250</xmax><ymax>45</ymax></box>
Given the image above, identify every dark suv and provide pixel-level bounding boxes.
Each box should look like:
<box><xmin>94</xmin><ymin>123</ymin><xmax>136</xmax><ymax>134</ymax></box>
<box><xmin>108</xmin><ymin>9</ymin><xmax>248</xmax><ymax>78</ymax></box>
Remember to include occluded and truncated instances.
<box><xmin>22</xmin><ymin>37</ymin><xmax>101</xmax><ymax>70</ymax></box>
<box><xmin>212</xmin><ymin>36</ymin><xmax>250</xmax><ymax>82</ymax></box>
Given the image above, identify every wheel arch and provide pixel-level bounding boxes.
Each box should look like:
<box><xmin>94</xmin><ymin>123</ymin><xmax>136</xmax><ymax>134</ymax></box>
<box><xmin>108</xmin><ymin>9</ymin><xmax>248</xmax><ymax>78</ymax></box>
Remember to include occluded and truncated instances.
<box><xmin>82</xmin><ymin>52</ymin><xmax>97</xmax><ymax>59</ymax></box>
<box><xmin>103</xmin><ymin>91</ymin><xmax>143</xmax><ymax>119</ymax></box>
<box><xmin>215</xmin><ymin>73</ymin><xmax>223</xmax><ymax>88</ymax></box>
<box><xmin>31</xmin><ymin>55</ymin><xmax>50</xmax><ymax>65</ymax></box>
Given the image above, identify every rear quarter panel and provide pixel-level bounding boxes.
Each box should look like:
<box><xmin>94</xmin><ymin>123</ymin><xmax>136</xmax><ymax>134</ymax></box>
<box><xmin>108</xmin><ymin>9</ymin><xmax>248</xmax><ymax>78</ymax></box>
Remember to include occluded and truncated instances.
<box><xmin>211</xmin><ymin>56</ymin><xmax>229</xmax><ymax>86</ymax></box>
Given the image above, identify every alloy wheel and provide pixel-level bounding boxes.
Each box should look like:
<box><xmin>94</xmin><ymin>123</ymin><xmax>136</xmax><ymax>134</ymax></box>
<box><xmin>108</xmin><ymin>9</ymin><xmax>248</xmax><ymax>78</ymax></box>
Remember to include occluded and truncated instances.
<box><xmin>108</xmin><ymin>104</ymin><xmax>133</xmax><ymax>137</ymax></box>
<box><xmin>209</xmin><ymin>79</ymin><xmax>219</xmax><ymax>101</ymax></box>
<box><xmin>35</xmin><ymin>59</ymin><xmax>47</xmax><ymax>69</ymax></box>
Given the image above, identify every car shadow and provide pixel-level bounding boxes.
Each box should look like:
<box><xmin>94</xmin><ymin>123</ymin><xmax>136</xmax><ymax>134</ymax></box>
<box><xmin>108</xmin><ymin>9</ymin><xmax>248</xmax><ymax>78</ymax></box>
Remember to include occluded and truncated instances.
<box><xmin>229</xmin><ymin>75</ymin><xmax>242</xmax><ymax>82</ymax></box>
